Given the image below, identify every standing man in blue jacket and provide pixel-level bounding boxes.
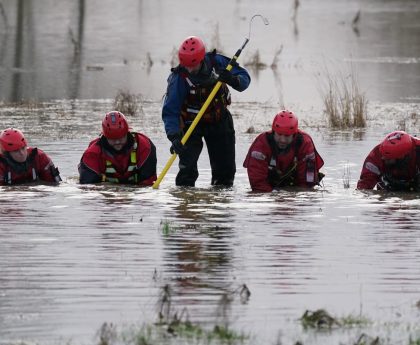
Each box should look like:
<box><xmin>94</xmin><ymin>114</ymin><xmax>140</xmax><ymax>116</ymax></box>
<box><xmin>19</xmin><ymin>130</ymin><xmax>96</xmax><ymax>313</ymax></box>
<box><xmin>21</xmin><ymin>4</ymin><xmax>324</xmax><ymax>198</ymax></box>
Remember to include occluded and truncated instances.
<box><xmin>162</xmin><ymin>36</ymin><xmax>251</xmax><ymax>187</ymax></box>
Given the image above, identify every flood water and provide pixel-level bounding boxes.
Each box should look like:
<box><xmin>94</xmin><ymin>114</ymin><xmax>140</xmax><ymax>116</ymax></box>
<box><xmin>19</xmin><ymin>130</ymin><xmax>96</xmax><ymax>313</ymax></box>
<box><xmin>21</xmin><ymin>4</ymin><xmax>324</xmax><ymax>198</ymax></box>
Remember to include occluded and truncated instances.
<box><xmin>1</xmin><ymin>0</ymin><xmax>420</xmax><ymax>344</ymax></box>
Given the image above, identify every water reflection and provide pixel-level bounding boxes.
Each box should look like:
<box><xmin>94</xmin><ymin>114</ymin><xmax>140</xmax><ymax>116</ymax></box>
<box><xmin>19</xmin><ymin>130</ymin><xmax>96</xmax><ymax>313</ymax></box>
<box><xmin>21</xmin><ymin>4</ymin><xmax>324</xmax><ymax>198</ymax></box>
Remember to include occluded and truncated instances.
<box><xmin>1</xmin><ymin>0</ymin><xmax>419</xmax><ymax>103</ymax></box>
<box><xmin>160</xmin><ymin>188</ymin><xmax>235</xmax><ymax>313</ymax></box>
<box><xmin>356</xmin><ymin>195</ymin><xmax>420</xmax><ymax>298</ymax></box>
<box><xmin>324</xmin><ymin>130</ymin><xmax>366</xmax><ymax>143</ymax></box>
<box><xmin>365</xmin><ymin>192</ymin><xmax>420</xmax><ymax>231</ymax></box>
<box><xmin>67</xmin><ymin>0</ymin><xmax>85</xmax><ymax>99</ymax></box>
<box><xmin>11</xmin><ymin>0</ymin><xmax>25</xmax><ymax>101</ymax></box>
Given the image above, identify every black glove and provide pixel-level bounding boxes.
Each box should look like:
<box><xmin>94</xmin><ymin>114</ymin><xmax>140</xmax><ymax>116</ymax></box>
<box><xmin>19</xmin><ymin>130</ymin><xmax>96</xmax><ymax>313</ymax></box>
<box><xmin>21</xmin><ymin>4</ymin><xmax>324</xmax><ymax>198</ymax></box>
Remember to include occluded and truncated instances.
<box><xmin>217</xmin><ymin>69</ymin><xmax>240</xmax><ymax>88</ymax></box>
<box><xmin>167</xmin><ymin>133</ymin><xmax>186</xmax><ymax>155</ymax></box>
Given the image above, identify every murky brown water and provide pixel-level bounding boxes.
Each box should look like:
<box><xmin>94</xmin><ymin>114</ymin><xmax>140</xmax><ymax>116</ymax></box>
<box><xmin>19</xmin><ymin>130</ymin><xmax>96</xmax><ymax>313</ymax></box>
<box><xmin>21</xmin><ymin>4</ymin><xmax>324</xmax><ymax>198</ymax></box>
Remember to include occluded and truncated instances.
<box><xmin>1</xmin><ymin>0</ymin><xmax>420</xmax><ymax>344</ymax></box>
<box><xmin>1</xmin><ymin>100</ymin><xmax>419</xmax><ymax>345</ymax></box>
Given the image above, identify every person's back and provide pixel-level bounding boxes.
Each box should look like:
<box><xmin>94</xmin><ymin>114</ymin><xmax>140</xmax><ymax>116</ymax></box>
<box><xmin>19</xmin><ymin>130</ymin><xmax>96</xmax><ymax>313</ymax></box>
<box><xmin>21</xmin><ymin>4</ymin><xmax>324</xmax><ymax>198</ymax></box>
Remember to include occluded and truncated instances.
<box><xmin>0</xmin><ymin>128</ymin><xmax>61</xmax><ymax>185</ymax></box>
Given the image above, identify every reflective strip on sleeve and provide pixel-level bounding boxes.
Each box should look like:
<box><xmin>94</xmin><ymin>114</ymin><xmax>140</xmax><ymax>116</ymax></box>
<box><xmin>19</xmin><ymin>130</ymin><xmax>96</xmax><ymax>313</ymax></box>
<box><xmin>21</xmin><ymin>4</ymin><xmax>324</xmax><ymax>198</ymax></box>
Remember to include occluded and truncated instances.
<box><xmin>365</xmin><ymin>162</ymin><xmax>381</xmax><ymax>175</ymax></box>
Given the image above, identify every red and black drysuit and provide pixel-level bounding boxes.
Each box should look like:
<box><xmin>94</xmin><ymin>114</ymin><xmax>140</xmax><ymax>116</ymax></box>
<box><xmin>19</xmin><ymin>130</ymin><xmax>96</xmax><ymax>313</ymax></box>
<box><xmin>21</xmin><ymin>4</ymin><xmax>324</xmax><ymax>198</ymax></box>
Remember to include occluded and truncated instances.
<box><xmin>78</xmin><ymin>132</ymin><xmax>157</xmax><ymax>186</ymax></box>
<box><xmin>243</xmin><ymin>130</ymin><xmax>324</xmax><ymax>192</ymax></box>
<box><xmin>357</xmin><ymin>137</ymin><xmax>420</xmax><ymax>191</ymax></box>
<box><xmin>0</xmin><ymin>148</ymin><xmax>61</xmax><ymax>185</ymax></box>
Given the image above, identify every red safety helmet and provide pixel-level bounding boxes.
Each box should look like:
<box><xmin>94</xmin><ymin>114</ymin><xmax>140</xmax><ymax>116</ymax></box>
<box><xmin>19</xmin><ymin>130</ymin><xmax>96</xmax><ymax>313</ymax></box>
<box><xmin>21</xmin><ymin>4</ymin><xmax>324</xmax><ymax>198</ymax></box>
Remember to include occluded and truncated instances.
<box><xmin>0</xmin><ymin>128</ymin><xmax>28</xmax><ymax>152</ymax></box>
<box><xmin>102</xmin><ymin>111</ymin><xmax>129</xmax><ymax>139</ymax></box>
<box><xmin>379</xmin><ymin>131</ymin><xmax>413</xmax><ymax>160</ymax></box>
<box><xmin>272</xmin><ymin>110</ymin><xmax>299</xmax><ymax>135</ymax></box>
<box><xmin>178</xmin><ymin>36</ymin><xmax>206</xmax><ymax>68</ymax></box>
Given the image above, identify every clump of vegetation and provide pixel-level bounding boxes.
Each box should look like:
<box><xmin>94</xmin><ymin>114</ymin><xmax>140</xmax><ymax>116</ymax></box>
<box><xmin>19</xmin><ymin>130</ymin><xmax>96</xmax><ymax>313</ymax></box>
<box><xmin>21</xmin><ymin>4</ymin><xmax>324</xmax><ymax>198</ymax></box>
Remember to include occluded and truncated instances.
<box><xmin>319</xmin><ymin>66</ymin><xmax>367</xmax><ymax>129</ymax></box>
<box><xmin>155</xmin><ymin>284</ymin><xmax>248</xmax><ymax>344</ymax></box>
<box><xmin>160</xmin><ymin>219</ymin><xmax>176</xmax><ymax>236</ymax></box>
<box><xmin>340</xmin><ymin>314</ymin><xmax>371</xmax><ymax>327</ymax></box>
<box><xmin>245</xmin><ymin>126</ymin><xmax>255</xmax><ymax>134</ymax></box>
<box><xmin>409</xmin><ymin>337</ymin><xmax>420</xmax><ymax>345</ymax></box>
<box><xmin>300</xmin><ymin>309</ymin><xmax>341</xmax><ymax>329</ymax></box>
<box><xmin>113</xmin><ymin>90</ymin><xmax>142</xmax><ymax>117</ymax></box>
<box><xmin>300</xmin><ymin>309</ymin><xmax>372</xmax><ymax>330</ymax></box>
<box><xmin>343</xmin><ymin>161</ymin><xmax>351</xmax><ymax>189</ymax></box>
<box><xmin>97</xmin><ymin>283</ymin><xmax>249</xmax><ymax>345</ymax></box>
<box><xmin>354</xmin><ymin>333</ymin><xmax>380</xmax><ymax>345</ymax></box>
<box><xmin>238</xmin><ymin>284</ymin><xmax>251</xmax><ymax>304</ymax></box>
<box><xmin>97</xmin><ymin>322</ymin><xmax>117</xmax><ymax>345</ymax></box>
<box><xmin>120</xmin><ymin>320</ymin><xmax>247</xmax><ymax>345</ymax></box>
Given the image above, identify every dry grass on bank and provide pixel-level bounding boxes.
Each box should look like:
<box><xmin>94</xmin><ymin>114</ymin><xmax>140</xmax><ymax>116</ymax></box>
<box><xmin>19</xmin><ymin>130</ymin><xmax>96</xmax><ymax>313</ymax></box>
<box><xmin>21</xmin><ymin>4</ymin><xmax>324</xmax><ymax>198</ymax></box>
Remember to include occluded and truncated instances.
<box><xmin>319</xmin><ymin>66</ymin><xmax>367</xmax><ymax>129</ymax></box>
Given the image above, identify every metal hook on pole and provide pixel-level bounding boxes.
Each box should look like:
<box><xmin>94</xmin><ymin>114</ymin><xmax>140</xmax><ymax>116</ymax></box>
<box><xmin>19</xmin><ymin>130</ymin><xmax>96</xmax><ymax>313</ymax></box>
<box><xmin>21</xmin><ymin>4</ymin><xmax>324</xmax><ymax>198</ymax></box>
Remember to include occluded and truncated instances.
<box><xmin>247</xmin><ymin>14</ymin><xmax>269</xmax><ymax>41</ymax></box>
<box><xmin>237</xmin><ymin>14</ymin><xmax>269</xmax><ymax>51</ymax></box>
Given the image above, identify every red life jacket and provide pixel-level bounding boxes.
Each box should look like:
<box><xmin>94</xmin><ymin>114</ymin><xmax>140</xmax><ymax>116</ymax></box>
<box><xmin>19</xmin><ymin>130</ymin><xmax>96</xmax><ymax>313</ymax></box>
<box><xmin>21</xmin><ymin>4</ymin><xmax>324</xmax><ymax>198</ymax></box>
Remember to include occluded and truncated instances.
<box><xmin>243</xmin><ymin>130</ymin><xmax>324</xmax><ymax>190</ymax></box>
<box><xmin>175</xmin><ymin>52</ymin><xmax>231</xmax><ymax>124</ymax></box>
<box><xmin>265</xmin><ymin>132</ymin><xmax>303</xmax><ymax>187</ymax></box>
<box><xmin>83</xmin><ymin>133</ymin><xmax>152</xmax><ymax>184</ymax></box>
<box><xmin>0</xmin><ymin>148</ymin><xmax>39</xmax><ymax>184</ymax></box>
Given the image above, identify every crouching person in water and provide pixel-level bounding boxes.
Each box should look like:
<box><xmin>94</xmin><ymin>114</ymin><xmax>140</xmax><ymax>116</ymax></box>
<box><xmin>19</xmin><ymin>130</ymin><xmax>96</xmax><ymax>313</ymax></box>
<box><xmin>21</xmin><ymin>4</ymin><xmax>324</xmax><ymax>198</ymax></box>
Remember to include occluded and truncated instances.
<box><xmin>243</xmin><ymin>110</ymin><xmax>324</xmax><ymax>192</ymax></box>
<box><xmin>357</xmin><ymin>131</ymin><xmax>420</xmax><ymax>191</ymax></box>
<box><xmin>78</xmin><ymin>111</ymin><xmax>157</xmax><ymax>185</ymax></box>
<box><xmin>0</xmin><ymin>128</ymin><xmax>61</xmax><ymax>185</ymax></box>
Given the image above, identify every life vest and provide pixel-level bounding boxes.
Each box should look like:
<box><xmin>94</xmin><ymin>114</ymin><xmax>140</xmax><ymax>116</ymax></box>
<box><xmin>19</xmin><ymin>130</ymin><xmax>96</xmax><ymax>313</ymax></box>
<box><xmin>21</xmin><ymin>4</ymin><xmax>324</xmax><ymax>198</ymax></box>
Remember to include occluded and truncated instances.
<box><xmin>0</xmin><ymin>148</ymin><xmax>38</xmax><ymax>184</ymax></box>
<box><xmin>90</xmin><ymin>132</ymin><xmax>153</xmax><ymax>184</ymax></box>
<box><xmin>102</xmin><ymin>141</ymin><xmax>138</xmax><ymax>184</ymax></box>
<box><xmin>265</xmin><ymin>132</ymin><xmax>324</xmax><ymax>187</ymax></box>
<box><xmin>174</xmin><ymin>51</ymin><xmax>231</xmax><ymax>124</ymax></box>
<box><xmin>266</xmin><ymin>133</ymin><xmax>303</xmax><ymax>187</ymax></box>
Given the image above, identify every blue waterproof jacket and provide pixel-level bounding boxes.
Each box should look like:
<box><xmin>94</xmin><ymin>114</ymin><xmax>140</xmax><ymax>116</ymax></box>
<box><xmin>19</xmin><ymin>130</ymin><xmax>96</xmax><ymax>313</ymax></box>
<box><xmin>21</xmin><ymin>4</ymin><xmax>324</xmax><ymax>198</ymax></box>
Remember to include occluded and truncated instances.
<box><xmin>162</xmin><ymin>52</ymin><xmax>251</xmax><ymax>136</ymax></box>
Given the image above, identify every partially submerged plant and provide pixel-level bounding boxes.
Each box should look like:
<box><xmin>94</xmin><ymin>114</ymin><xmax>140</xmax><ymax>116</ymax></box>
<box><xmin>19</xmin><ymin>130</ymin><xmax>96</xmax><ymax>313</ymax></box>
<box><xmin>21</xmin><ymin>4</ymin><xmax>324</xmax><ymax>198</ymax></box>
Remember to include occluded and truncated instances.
<box><xmin>343</xmin><ymin>161</ymin><xmax>351</xmax><ymax>189</ymax></box>
<box><xmin>319</xmin><ymin>65</ymin><xmax>367</xmax><ymax>129</ymax></box>
<box><xmin>154</xmin><ymin>284</ymin><xmax>248</xmax><ymax>344</ymax></box>
<box><xmin>300</xmin><ymin>309</ymin><xmax>340</xmax><ymax>329</ymax></box>
<box><xmin>355</xmin><ymin>333</ymin><xmax>380</xmax><ymax>345</ymax></box>
<box><xmin>209</xmin><ymin>324</ymin><xmax>248</xmax><ymax>343</ymax></box>
<box><xmin>238</xmin><ymin>284</ymin><xmax>251</xmax><ymax>304</ymax></box>
<box><xmin>409</xmin><ymin>337</ymin><xmax>420</xmax><ymax>345</ymax></box>
<box><xmin>113</xmin><ymin>90</ymin><xmax>142</xmax><ymax>117</ymax></box>
<box><xmin>96</xmin><ymin>322</ymin><xmax>117</xmax><ymax>345</ymax></box>
<box><xmin>340</xmin><ymin>314</ymin><xmax>371</xmax><ymax>327</ymax></box>
<box><xmin>160</xmin><ymin>219</ymin><xmax>176</xmax><ymax>236</ymax></box>
<box><xmin>300</xmin><ymin>309</ymin><xmax>372</xmax><ymax>331</ymax></box>
<box><xmin>157</xmin><ymin>284</ymin><xmax>172</xmax><ymax>324</ymax></box>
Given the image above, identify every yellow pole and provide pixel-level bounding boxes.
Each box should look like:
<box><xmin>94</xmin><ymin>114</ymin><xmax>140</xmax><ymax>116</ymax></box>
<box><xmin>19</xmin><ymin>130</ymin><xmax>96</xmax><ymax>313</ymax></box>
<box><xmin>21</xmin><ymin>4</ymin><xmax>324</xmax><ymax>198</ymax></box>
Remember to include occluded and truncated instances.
<box><xmin>153</xmin><ymin>40</ymin><xmax>249</xmax><ymax>189</ymax></box>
